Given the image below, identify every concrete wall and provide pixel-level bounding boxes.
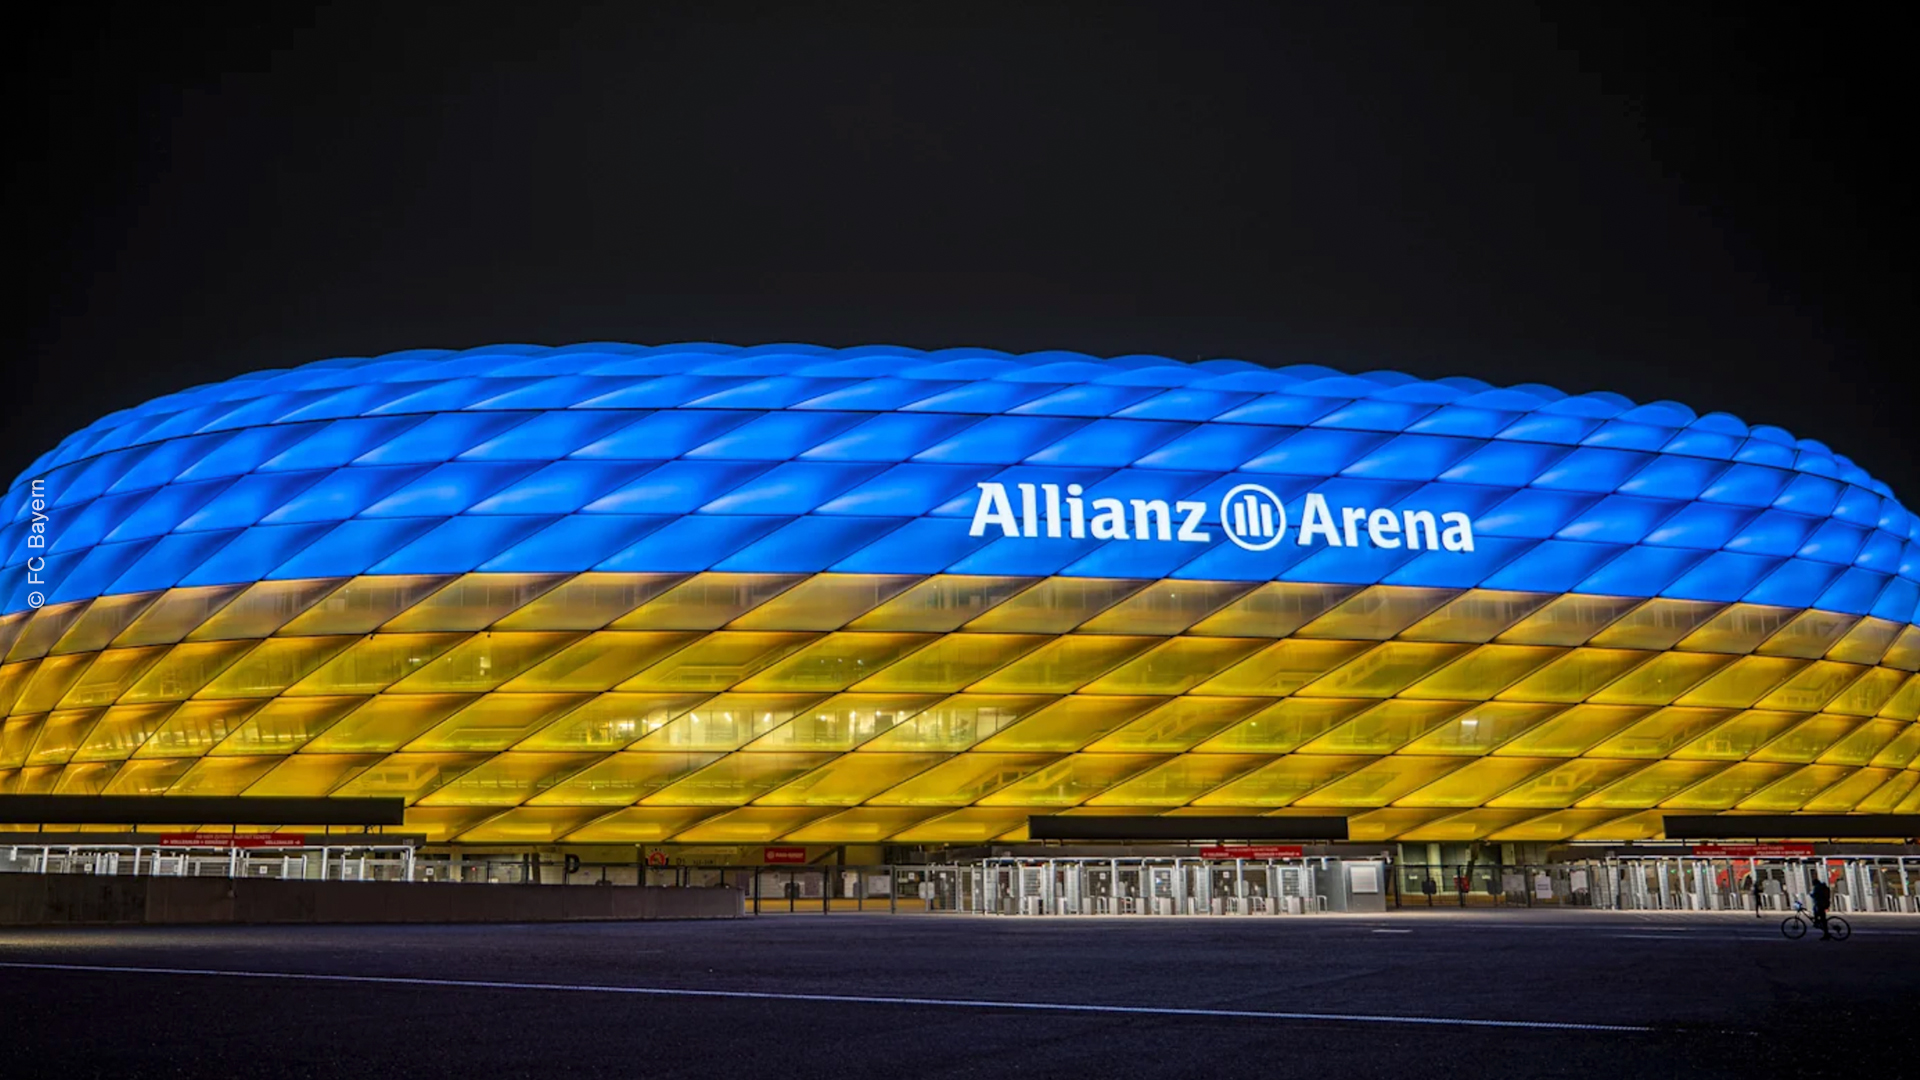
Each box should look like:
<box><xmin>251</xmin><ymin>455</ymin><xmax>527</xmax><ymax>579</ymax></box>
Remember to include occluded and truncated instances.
<box><xmin>0</xmin><ymin>873</ymin><xmax>742</xmax><ymax>926</ymax></box>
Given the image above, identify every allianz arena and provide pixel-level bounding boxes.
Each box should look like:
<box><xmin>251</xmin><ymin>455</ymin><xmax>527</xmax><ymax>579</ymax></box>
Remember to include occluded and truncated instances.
<box><xmin>3</xmin><ymin>342</ymin><xmax>1917</xmax><ymax>850</ymax></box>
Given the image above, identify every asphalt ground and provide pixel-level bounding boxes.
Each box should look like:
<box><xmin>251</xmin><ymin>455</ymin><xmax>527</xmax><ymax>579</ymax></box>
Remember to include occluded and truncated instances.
<box><xmin>2</xmin><ymin>910</ymin><xmax>1916</xmax><ymax>1079</ymax></box>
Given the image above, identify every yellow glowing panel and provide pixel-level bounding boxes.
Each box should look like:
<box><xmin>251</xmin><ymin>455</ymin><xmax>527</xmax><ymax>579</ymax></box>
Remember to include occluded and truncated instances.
<box><xmin>1749</xmin><ymin>715</ymin><xmax>1860</xmax><ymax>763</ymax></box>
<box><xmin>615</xmin><ymin>631</ymin><xmax>817</xmax><ymax>691</ymax></box>
<box><xmin>1756</xmin><ymin>661</ymin><xmax>1868</xmax><ymax>712</ymax></box>
<box><xmin>208</xmin><ymin>696</ymin><xmax>363</xmax><ymax>757</ymax></box>
<box><xmin>844</xmin><ymin>576</ymin><xmax>1035</xmax><ymax>632</ymax></box>
<box><xmin>1900</xmin><ymin>785</ymin><xmax>1920</xmax><ymax>815</ymax></box>
<box><xmin>744</xmin><ymin>693</ymin><xmax>944</xmax><ymax>751</ymax></box>
<box><xmin>51</xmin><ymin>761</ymin><xmax>117</xmax><ymax>795</ymax></box>
<box><xmin>194</xmin><ymin>636</ymin><xmax>357</xmax><ymax>698</ymax></box>
<box><xmin>513</xmin><ymin>693</ymin><xmax>708</xmax><ymax>751</ymax></box>
<box><xmin>7</xmin><ymin>603</ymin><xmax>90</xmax><ymax>662</ymax></box>
<box><xmin>1869</xmin><ymin>725</ymin><xmax>1920</xmax><ymax>768</ymax></box>
<box><xmin>1674</xmin><ymin>655</ymin><xmax>1807</xmax><ymax>708</ymax></box>
<box><xmin>1078</xmin><ymin>637</ymin><xmax>1267</xmax><ymax>695</ymax></box>
<box><xmin>418</xmin><ymin>752</ymin><xmax>601</xmax><ymax>806</ymax></box>
<box><xmin>299</xmin><ymin>694</ymin><xmax>474</xmax><ymax>753</ymax></box>
<box><xmin>1399</xmin><ymin>645</ymin><xmax>1564</xmax><ymax>700</ymax></box>
<box><xmin>284</xmin><ymin>633</ymin><xmax>466</xmax><ymax>695</ymax></box>
<box><xmin>889</xmin><ymin>806</ymin><xmax>1041</xmax><ymax>843</ymax></box>
<box><xmin>1824</xmin><ymin>666</ymin><xmax>1906</xmax><ymax>716</ymax></box>
<box><xmin>184</xmin><ymin>579</ymin><xmax>341</xmax><ymax>641</ymax></box>
<box><xmin>1085</xmin><ymin>754</ymin><xmax>1269</xmax><ymax>805</ymax></box>
<box><xmin>1571</xmin><ymin>808</ymin><xmax>1666</xmax><ymax>841</ymax></box>
<box><xmin>1826</xmin><ymin>617</ymin><xmax>1904</xmax><ymax>665</ymax></box>
<box><xmin>736</xmin><ymin>633</ymin><xmax>938</xmax><ymax>692</ymax></box>
<box><xmin>1584</xmin><ymin>707</ymin><xmax>1737</xmax><ymax>758</ymax></box>
<box><xmin>70</xmin><ymin>703</ymin><xmax>177</xmax><ymax>762</ymax></box>
<box><xmin>631</xmin><ymin>693</ymin><xmax>825</xmax><ymax>751</ymax></box>
<box><xmin>1486</xmin><ymin>808</ymin><xmax>1626</xmax><ymax>841</ymax></box>
<box><xmin>1398</xmin><ymin>702</ymin><xmax>1562</xmax><ymax>755</ymax></box>
<box><xmin>856</xmin><ymin>695</ymin><xmax>1051</xmax><ymax>751</ymax></box>
<box><xmin>975</xmin><ymin>754</ymin><xmax>1163</xmax><ymax>806</ymax></box>
<box><xmin>1492</xmin><ymin>704</ymin><xmax>1649</xmax><ymax>757</ymax></box>
<box><xmin>1494</xmin><ymin>595</ymin><xmax>1642</xmax><ymax>646</ymax></box>
<box><xmin>1192</xmin><ymin>755</ymin><xmax>1370</xmax><ymax>806</ymax></box>
<box><xmin>1738</xmin><ymin>764</ymin><xmax>1852</xmax><ymax>811</ymax></box>
<box><xmin>1575</xmin><ymin>759</ymin><xmax>1727</xmax><ymax>808</ymax></box>
<box><xmin>6</xmin><ymin>765</ymin><xmax>61</xmax><ymax>794</ymax></box>
<box><xmin>491</xmin><ymin>573</ymin><xmax>687</xmax><ymax>630</ymax></box>
<box><xmin>1855</xmin><ymin>771</ymin><xmax>1919</xmax><ymax>813</ymax></box>
<box><xmin>1588</xmin><ymin>599</ymin><xmax>1727</xmax><ymax>650</ymax></box>
<box><xmin>50</xmin><ymin>593</ymin><xmax>161</xmax><ymax>655</ymax></box>
<box><xmin>391</xmin><ymin>807</ymin><xmax>494</xmax><ymax>843</ymax></box>
<box><xmin>1300</xmin><ymin>700</ymin><xmax>1471</xmax><ymax>754</ymax></box>
<box><xmin>1293</xmin><ymin>757</ymin><xmax>1468</xmax><ymax>807</ymax></box>
<box><xmin>527</xmin><ymin>751</ymin><xmax>721</xmax><ymax>805</ymax></box>
<box><xmin>498</xmin><ymin>631</ymin><xmax>702</xmax><ymax>692</ymax></box>
<box><xmin>1186</xmin><ymin>582</ymin><xmax>1359</xmax><ymax>638</ymax></box>
<box><xmin>133</xmin><ymin>700</ymin><xmax>267</xmax><ymax>758</ymax></box>
<box><xmin>332</xmin><ymin>753</ymin><xmax>489</xmax><ymax>800</ymax></box>
<box><xmin>1669</xmin><ymin>710</ymin><xmax>1805</xmax><ymax>760</ymax></box>
<box><xmin>967</xmin><ymin>635</ymin><xmax>1156</xmax><ymax>693</ymax></box>
<box><xmin>612</xmin><ymin>573</ymin><xmax>806</xmax><ymax>630</ymax></box>
<box><xmin>849</xmin><ymin>634</ymin><xmax>1046</xmax><ymax>693</ymax></box>
<box><xmin>112</xmin><ymin>586</ymin><xmax>248</xmax><ymax>647</ymax></box>
<box><xmin>279</xmin><ymin>575</ymin><xmax>453</xmax><ymax>635</ymax></box>
<box><xmin>168</xmin><ymin>755</ymin><xmax>278</xmax><ymax>795</ymax></box>
<box><xmin>110</xmin><ymin>639</ymin><xmax>245</xmax><ymax>708</ymax></box>
<box><xmin>754</xmin><ymin>753</ymin><xmax>946</xmax><ymax>806</ymax></box>
<box><xmin>781</xmin><ymin>807</ymin><xmax>941</xmax><ymax>842</ymax></box>
<box><xmin>1879</xmin><ymin>674</ymin><xmax>1920</xmax><ymax>721</ymax></box>
<box><xmin>24</xmin><ymin>708</ymin><xmax>102</xmax><ymax>765</ymax></box>
<box><xmin>669</xmin><ymin>806</ymin><xmax>827</xmax><ymax>842</ymax></box>
<box><xmin>725</xmin><ymin>574</ymin><xmax>922</xmax><ymax>631</ymax></box>
<box><xmin>962</xmin><ymin>578</ymin><xmax>1147</xmax><ymax>634</ymax></box>
<box><xmin>1495</xmin><ymin>648</ymin><xmax>1651</xmax><ymax>703</ymax></box>
<box><xmin>1196</xmin><ymin>698</ymin><xmax>1373</xmax><ymax>753</ymax></box>
<box><xmin>1756</xmin><ymin>610</ymin><xmax>1859</xmax><ymax>659</ymax></box>
<box><xmin>1585</xmin><ymin>652</ymin><xmax>1734</xmax><ymax>706</ymax></box>
<box><xmin>564</xmin><ymin>806</ymin><xmax>715</xmax><ymax>842</ymax></box>
<box><xmin>404</xmin><ymin>693</ymin><xmax>594</xmax><ymax>752</ymax></box>
<box><xmin>101</xmin><ymin>757</ymin><xmax>194</xmax><ymax>795</ymax></box>
<box><xmin>974</xmin><ymin>696</ymin><xmax>1159</xmax><ymax>751</ymax></box>
<box><xmin>457</xmin><ymin>807</ymin><xmax>604</xmax><ymax>844</ymax></box>
<box><xmin>1882</xmin><ymin>626</ymin><xmax>1920</xmax><ymax>671</ymax></box>
<box><xmin>1400</xmin><ymin>808</ymin><xmax>1543</xmax><ymax>841</ymax></box>
<box><xmin>386</xmin><ymin>632</ymin><xmax>581</xmax><ymax>693</ymax></box>
<box><xmin>1294</xmin><ymin>586</ymin><xmax>1457</xmax><ymax>640</ymax></box>
<box><xmin>1484</xmin><ymin>758</ymin><xmax>1642</xmax><ymax>807</ymax></box>
<box><xmin>55</xmin><ymin>646</ymin><xmax>168</xmax><ymax>709</ymax></box>
<box><xmin>0</xmin><ymin>660</ymin><xmax>38</xmax><ymax>715</ymax></box>
<box><xmin>0</xmin><ymin>612</ymin><xmax>26</xmax><ymax>662</ymax></box>
<box><xmin>1397</xmin><ymin>590</ymin><xmax>1555</xmax><ymax>644</ymax></box>
<box><xmin>14</xmin><ymin>653</ymin><xmax>99</xmax><ymax>714</ymax></box>
<box><xmin>1674</xmin><ymin>603</ymin><xmax>1797</xmax><ymax>654</ymax></box>
<box><xmin>1341</xmin><ymin>807</ymin><xmax>1452</xmax><ymax>841</ymax></box>
<box><xmin>641</xmin><ymin>752</ymin><xmax>837</xmax><ymax>805</ymax></box>
<box><xmin>379</xmin><ymin>573</ymin><xmax>568</xmax><ymax>632</ymax></box>
<box><xmin>1077</xmin><ymin>581</ymin><xmax>1256</xmax><ymax>636</ymax></box>
<box><xmin>1391</xmin><ymin>757</ymin><xmax>1557</xmax><ymax>807</ymax></box>
<box><xmin>1298</xmin><ymin>642</ymin><xmax>1473</xmax><ymax>698</ymax></box>
<box><xmin>1801</xmin><ymin>767</ymin><xmax>1895</xmax><ymax>812</ymax></box>
<box><xmin>1817</xmin><ymin>718</ymin><xmax>1903</xmax><ymax>766</ymax></box>
<box><xmin>868</xmin><ymin>753</ymin><xmax>1057</xmax><ymax>805</ymax></box>
<box><xmin>1190</xmin><ymin>639</ymin><xmax>1374</xmax><ymax>696</ymax></box>
<box><xmin>244</xmin><ymin>754</ymin><xmax>382</xmax><ymax>797</ymax></box>
<box><xmin>1084</xmin><ymin>697</ymin><xmax>1269</xmax><ymax>752</ymax></box>
<box><xmin>1660</xmin><ymin>761</ymin><xmax>1796</xmax><ymax>808</ymax></box>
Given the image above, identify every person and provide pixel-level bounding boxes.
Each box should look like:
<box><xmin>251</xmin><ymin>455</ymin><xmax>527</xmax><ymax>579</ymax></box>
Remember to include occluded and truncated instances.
<box><xmin>1422</xmin><ymin>873</ymin><xmax>1437</xmax><ymax>907</ymax></box>
<box><xmin>1809</xmin><ymin>874</ymin><xmax>1833</xmax><ymax>939</ymax></box>
<box><xmin>1749</xmin><ymin>874</ymin><xmax>1763</xmax><ymax>918</ymax></box>
<box><xmin>1454</xmin><ymin>872</ymin><xmax>1469</xmax><ymax>907</ymax></box>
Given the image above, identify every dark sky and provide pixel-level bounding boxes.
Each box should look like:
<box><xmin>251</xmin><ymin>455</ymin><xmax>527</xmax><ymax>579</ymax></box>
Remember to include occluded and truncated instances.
<box><xmin>10</xmin><ymin>3</ymin><xmax>1915</xmax><ymax>499</ymax></box>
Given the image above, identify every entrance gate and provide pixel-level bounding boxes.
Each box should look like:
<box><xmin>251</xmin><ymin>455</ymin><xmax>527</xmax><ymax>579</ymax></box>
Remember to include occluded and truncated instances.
<box><xmin>961</xmin><ymin>855</ymin><xmax>1384</xmax><ymax>916</ymax></box>
<box><xmin>1585</xmin><ymin>855</ymin><xmax>1919</xmax><ymax>913</ymax></box>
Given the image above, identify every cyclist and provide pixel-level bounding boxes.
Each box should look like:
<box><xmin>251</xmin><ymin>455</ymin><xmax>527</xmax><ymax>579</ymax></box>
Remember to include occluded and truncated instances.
<box><xmin>1809</xmin><ymin>874</ymin><xmax>1834</xmax><ymax>940</ymax></box>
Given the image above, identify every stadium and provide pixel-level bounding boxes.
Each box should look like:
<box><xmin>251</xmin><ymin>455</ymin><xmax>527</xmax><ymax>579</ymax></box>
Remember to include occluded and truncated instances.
<box><xmin>2</xmin><ymin>342</ymin><xmax>1917</xmax><ymax>887</ymax></box>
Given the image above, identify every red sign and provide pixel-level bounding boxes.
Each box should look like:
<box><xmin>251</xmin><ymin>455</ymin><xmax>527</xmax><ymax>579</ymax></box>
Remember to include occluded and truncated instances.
<box><xmin>763</xmin><ymin>846</ymin><xmax>808</xmax><ymax>864</ymax></box>
<box><xmin>1690</xmin><ymin>843</ymin><xmax>1817</xmax><ymax>858</ymax></box>
<box><xmin>157</xmin><ymin>834</ymin><xmax>307</xmax><ymax>849</ymax></box>
<box><xmin>1199</xmin><ymin>845</ymin><xmax>1304</xmax><ymax>860</ymax></box>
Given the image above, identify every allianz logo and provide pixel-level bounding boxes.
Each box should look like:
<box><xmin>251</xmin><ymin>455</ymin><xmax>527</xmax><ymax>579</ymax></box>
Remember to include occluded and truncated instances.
<box><xmin>968</xmin><ymin>481</ymin><xmax>1477</xmax><ymax>553</ymax></box>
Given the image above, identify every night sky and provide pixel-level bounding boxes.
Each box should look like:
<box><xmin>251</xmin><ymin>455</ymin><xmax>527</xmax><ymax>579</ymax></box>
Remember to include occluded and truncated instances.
<box><xmin>10</xmin><ymin>3</ymin><xmax>1915</xmax><ymax>500</ymax></box>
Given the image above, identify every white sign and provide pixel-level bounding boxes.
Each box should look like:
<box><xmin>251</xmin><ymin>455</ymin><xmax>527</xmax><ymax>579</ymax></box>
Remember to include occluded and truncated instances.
<box><xmin>968</xmin><ymin>481</ymin><xmax>1475</xmax><ymax>553</ymax></box>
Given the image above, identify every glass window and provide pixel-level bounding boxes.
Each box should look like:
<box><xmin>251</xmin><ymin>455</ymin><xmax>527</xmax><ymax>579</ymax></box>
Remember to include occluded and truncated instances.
<box><xmin>1191</xmin><ymin>639</ymin><xmax>1374</xmax><ymax>696</ymax></box>
<box><xmin>1296</xmin><ymin>642</ymin><xmax>1471</xmax><ymax>698</ymax></box>
<box><xmin>845</xmin><ymin>576</ymin><xmax>1038</xmax><ymax>632</ymax></box>
<box><xmin>491</xmin><ymin>573</ymin><xmax>687</xmax><ymax>630</ymax></box>
<box><xmin>963</xmin><ymin>578</ymin><xmax>1149</xmax><ymax>634</ymax></box>
<box><xmin>856</xmin><ymin>694</ymin><xmax>1052</xmax><ymax>751</ymax></box>
<box><xmin>613</xmin><ymin>631</ymin><xmax>817</xmax><ymax>691</ymax></box>
<box><xmin>974</xmin><ymin>696</ymin><xmax>1160</xmax><ymax>751</ymax></box>
<box><xmin>1587</xmin><ymin>599</ymin><xmax>1727</xmax><ymax>650</ymax></box>
<box><xmin>611</xmin><ymin>573</ymin><xmax>806</xmax><ymax>630</ymax></box>
<box><xmin>209</xmin><ymin>696</ymin><xmax>363</xmax><ymax>756</ymax></box>
<box><xmin>1494</xmin><ymin>595</ymin><xmax>1642</xmax><ymax>646</ymax></box>
<box><xmin>286</xmin><ymin>633</ymin><xmax>467</xmax><ymax>695</ymax></box>
<box><xmin>49</xmin><ymin>593</ymin><xmax>160</xmax><ymax>655</ymax></box>
<box><xmin>378</xmin><ymin>573</ymin><xmax>570</xmax><ymax>632</ymax></box>
<box><xmin>278</xmin><ymin>575</ymin><xmax>455</xmax><ymax>636</ymax></box>
<box><xmin>727</xmin><ymin>574</ymin><xmax>923</xmax><ymax>631</ymax></box>
<box><xmin>1196</xmin><ymin>698</ymin><xmax>1373</xmax><ymax>753</ymax></box>
<box><xmin>1397</xmin><ymin>590</ymin><xmax>1553</xmax><ymax>643</ymax></box>
<box><xmin>1187</xmin><ymin>582</ymin><xmax>1360</xmax><ymax>638</ymax></box>
<box><xmin>1675</xmin><ymin>603</ymin><xmax>1798</xmax><ymax>654</ymax></box>
<box><xmin>1076</xmin><ymin>580</ymin><xmax>1257</xmax><ymax>636</ymax></box>
<box><xmin>1294</xmin><ymin>586</ymin><xmax>1458</xmax><ymax>640</ymax></box>
<box><xmin>184</xmin><ymin>579</ymin><xmax>341</xmax><ymax>641</ymax></box>
<box><xmin>849</xmin><ymin>634</ymin><xmax>1047</xmax><ymax>693</ymax></box>
<box><xmin>526</xmin><ymin>751</ymin><xmax>723</xmax><ymax>806</ymax></box>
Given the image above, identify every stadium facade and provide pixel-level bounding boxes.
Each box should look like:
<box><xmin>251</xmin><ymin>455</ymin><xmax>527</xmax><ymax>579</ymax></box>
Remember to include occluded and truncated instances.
<box><xmin>3</xmin><ymin>343</ymin><xmax>1917</xmax><ymax>856</ymax></box>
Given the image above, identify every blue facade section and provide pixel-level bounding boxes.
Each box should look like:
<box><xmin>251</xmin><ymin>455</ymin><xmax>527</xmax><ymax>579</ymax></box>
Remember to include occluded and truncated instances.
<box><xmin>4</xmin><ymin>343</ymin><xmax>1917</xmax><ymax>625</ymax></box>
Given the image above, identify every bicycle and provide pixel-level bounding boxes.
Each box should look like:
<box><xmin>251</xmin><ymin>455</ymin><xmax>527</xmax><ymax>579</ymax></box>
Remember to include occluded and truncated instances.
<box><xmin>1781</xmin><ymin>900</ymin><xmax>1851</xmax><ymax>941</ymax></box>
